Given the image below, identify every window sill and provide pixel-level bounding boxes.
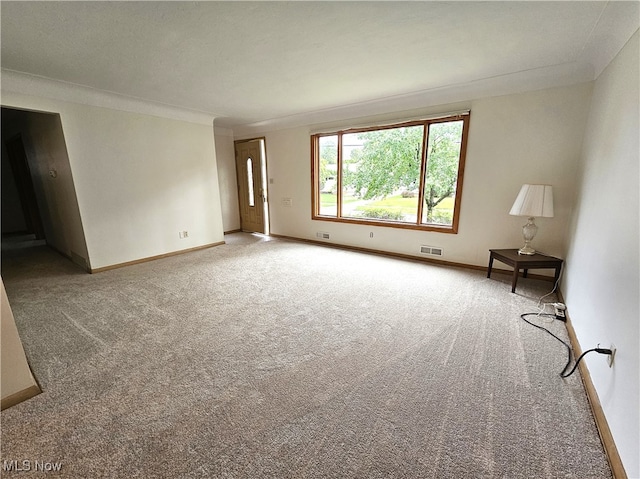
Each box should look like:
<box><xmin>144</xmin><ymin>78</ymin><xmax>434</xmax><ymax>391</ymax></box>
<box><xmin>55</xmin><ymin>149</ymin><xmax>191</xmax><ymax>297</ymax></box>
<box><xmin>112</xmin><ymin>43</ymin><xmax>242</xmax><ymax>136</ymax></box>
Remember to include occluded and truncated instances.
<box><xmin>312</xmin><ymin>215</ymin><xmax>458</xmax><ymax>234</ymax></box>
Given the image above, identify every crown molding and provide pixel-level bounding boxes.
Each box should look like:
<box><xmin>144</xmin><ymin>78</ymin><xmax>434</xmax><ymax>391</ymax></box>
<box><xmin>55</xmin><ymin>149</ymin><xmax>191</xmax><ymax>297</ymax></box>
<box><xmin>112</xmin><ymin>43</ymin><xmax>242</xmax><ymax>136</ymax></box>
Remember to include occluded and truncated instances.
<box><xmin>232</xmin><ymin>61</ymin><xmax>594</xmax><ymax>137</ymax></box>
<box><xmin>579</xmin><ymin>3</ymin><xmax>639</xmax><ymax>79</ymax></box>
<box><xmin>1</xmin><ymin>69</ymin><xmax>216</xmax><ymax>126</ymax></box>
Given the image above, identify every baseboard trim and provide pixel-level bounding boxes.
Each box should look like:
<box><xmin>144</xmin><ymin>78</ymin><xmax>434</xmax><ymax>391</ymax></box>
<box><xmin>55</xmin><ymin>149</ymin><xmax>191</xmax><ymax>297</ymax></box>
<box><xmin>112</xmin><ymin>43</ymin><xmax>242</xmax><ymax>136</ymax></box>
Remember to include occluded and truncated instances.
<box><xmin>90</xmin><ymin>242</ymin><xmax>225</xmax><ymax>273</ymax></box>
<box><xmin>559</xmin><ymin>292</ymin><xmax>627</xmax><ymax>479</ymax></box>
<box><xmin>269</xmin><ymin>234</ymin><xmax>555</xmax><ymax>282</ymax></box>
<box><xmin>1</xmin><ymin>384</ymin><xmax>41</xmax><ymax>411</ymax></box>
<box><xmin>224</xmin><ymin>229</ymin><xmax>242</xmax><ymax>235</ymax></box>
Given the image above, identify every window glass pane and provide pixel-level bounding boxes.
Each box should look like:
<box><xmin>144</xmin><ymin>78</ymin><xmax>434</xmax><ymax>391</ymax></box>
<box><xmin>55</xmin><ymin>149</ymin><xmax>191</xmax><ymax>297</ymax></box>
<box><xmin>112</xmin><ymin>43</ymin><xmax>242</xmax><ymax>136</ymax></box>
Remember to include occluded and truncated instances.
<box><xmin>318</xmin><ymin>135</ymin><xmax>338</xmax><ymax>216</ymax></box>
<box><xmin>341</xmin><ymin>126</ymin><xmax>423</xmax><ymax>223</ymax></box>
<box><xmin>247</xmin><ymin>158</ymin><xmax>255</xmax><ymax>207</ymax></box>
<box><xmin>421</xmin><ymin>120</ymin><xmax>463</xmax><ymax>225</ymax></box>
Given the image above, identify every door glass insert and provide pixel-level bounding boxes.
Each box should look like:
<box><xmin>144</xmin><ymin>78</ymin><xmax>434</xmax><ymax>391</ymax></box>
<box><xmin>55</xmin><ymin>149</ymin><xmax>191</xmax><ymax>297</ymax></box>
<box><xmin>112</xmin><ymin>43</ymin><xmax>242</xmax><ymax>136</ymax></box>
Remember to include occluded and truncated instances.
<box><xmin>247</xmin><ymin>157</ymin><xmax>255</xmax><ymax>207</ymax></box>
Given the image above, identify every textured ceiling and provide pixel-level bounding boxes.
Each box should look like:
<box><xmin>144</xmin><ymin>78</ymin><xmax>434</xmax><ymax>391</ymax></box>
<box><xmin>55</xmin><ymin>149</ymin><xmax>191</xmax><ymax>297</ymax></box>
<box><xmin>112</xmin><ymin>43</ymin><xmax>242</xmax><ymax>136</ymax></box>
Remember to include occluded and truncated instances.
<box><xmin>1</xmin><ymin>2</ymin><xmax>638</xmax><ymax>130</ymax></box>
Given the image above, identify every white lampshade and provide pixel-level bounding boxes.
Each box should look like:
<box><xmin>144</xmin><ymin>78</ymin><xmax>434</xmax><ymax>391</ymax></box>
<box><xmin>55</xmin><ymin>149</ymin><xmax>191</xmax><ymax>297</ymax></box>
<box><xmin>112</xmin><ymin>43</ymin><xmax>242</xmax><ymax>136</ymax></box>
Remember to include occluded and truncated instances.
<box><xmin>509</xmin><ymin>184</ymin><xmax>554</xmax><ymax>218</ymax></box>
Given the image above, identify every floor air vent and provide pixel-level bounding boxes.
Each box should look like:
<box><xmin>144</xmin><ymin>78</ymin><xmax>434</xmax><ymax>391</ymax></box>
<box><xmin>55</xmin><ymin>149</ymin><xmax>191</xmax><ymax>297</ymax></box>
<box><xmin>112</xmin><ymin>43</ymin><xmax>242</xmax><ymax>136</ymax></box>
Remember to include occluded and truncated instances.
<box><xmin>420</xmin><ymin>245</ymin><xmax>443</xmax><ymax>256</ymax></box>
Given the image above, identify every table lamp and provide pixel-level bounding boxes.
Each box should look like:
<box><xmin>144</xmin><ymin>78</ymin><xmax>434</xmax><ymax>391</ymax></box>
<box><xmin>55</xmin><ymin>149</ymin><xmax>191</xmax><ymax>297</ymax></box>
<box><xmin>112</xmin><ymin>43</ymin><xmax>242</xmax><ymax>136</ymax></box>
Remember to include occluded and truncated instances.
<box><xmin>509</xmin><ymin>184</ymin><xmax>554</xmax><ymax>255</ymax></box>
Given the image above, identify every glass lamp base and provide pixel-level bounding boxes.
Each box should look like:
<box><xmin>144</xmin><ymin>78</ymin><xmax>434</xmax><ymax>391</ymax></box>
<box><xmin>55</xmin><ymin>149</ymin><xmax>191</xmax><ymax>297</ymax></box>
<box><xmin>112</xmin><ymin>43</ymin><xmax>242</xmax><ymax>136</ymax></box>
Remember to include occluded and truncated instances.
<box><xmin>519</xmin><ymin>217</ymin><xmax>538</xmax><ymax>255</ymax></box>
<box><xmin>518</xmin><ymin>245</ymin><xmax>536</xmax><ymax>255</ymax></box>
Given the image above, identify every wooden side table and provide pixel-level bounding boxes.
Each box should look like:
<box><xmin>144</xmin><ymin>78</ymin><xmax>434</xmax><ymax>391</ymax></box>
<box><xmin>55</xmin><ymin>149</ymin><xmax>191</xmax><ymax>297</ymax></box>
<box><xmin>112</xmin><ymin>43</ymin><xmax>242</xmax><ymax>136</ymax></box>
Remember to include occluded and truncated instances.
<box><xmin>487</xmin><ymin>249</ymin><xmax>563</xmax><ymax>293</ymax></box>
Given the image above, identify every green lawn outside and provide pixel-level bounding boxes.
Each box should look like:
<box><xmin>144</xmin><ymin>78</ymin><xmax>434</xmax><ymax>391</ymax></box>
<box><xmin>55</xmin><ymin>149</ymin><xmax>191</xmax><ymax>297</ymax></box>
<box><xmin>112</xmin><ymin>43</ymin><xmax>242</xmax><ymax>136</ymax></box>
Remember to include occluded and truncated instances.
<box><xmin>320</xmin><ymin>193</ymin><xmax>361</xmax><ymax>206</ymax></box>
<box><xmin>320</xmin><ymin>193</ymin><xmax>454</xmax><ymax>217</ymax></box>
<box><xmin>362</xmin><ymin>195</ymin><xmax>454</xmax><ymax>214</ymax></box>
<box><xmin>320</xmin><ymin>193</ymin><xmax>337</xmax><ymax>206</ymax></box>
<box><xmin>320</xmin><ymin>193</ymin><xmax>454</xmax><ymax>224</ymax></box>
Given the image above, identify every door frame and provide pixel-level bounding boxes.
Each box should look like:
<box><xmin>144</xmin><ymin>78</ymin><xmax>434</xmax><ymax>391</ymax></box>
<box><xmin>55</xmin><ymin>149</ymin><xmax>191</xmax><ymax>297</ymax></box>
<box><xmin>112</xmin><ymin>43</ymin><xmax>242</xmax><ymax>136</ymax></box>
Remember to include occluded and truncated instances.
<box><xmin>234</xmin><ymin>137</ymin><xmax>270</xmax><ymax>235</ymax></box>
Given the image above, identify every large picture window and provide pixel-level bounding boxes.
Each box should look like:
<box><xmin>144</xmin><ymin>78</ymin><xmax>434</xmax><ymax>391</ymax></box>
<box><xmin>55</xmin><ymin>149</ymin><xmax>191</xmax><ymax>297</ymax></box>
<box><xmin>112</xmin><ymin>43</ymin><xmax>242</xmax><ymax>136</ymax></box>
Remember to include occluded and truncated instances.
<box><xmin>312</xmin><ymin>113</ymin><xmax>470</xmax><ymax>233</ymax></box>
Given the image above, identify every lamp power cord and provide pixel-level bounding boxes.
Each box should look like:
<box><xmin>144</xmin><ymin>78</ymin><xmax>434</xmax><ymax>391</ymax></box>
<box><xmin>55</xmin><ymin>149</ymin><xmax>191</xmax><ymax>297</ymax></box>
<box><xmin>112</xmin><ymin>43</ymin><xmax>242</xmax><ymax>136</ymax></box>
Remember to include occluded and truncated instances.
<box><xmin>519</xmin><ymin>313</ymin><xmax>613</xmax><ymax>377</ymax></box>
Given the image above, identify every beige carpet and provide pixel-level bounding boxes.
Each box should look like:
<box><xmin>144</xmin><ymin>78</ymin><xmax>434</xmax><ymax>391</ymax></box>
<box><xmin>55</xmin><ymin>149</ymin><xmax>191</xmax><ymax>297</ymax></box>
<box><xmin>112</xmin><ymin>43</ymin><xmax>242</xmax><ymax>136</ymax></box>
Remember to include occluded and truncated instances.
<box><xmin>1</xmin><ymin>233</ymin><xmax>611</xmax><ymax>478</ymax></box>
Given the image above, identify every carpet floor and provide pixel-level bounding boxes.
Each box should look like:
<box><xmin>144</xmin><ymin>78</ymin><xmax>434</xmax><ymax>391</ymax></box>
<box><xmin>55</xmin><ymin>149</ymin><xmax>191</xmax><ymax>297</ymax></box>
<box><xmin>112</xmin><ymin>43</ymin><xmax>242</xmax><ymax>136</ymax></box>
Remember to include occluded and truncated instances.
<box><xmin>1</xmin><ymin>233</ymin><xmax>611</xmax><ymax>478</ymax></box>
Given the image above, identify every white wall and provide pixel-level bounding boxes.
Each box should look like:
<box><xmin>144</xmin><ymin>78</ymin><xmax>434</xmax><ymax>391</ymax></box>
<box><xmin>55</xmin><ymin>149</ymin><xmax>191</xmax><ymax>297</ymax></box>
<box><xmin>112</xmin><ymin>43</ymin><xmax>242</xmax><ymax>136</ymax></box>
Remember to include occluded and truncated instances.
<box><xmin>563</xmin><ymin>31</ymin><xmax>639</xmax><ymax>478</ymax></box>
<box><xmin>249</xmin><ymin>83</ymin><xmax>593</xmax><ymax>270</ymax></box>
<box><xmin>1</xmin><ymin>91</ymin><xmax>224</xmax><ymax>270</ymax></box>
<box><xmin>214</xmin><ymin>126</ymin><xmax>240</xmax><ymax>232</ymax></box>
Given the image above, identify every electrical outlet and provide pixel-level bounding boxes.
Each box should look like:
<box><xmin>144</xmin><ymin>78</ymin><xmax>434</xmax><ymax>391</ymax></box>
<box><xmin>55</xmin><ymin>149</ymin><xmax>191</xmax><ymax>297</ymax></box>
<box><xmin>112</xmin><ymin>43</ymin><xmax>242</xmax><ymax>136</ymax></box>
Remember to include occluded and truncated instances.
<box><xmin>608</xmin><ymin>344</ymin><xmax>616</xmax><ymax>367</ymax></box>
<box><xmin>179</xmin><ymin>231</ymin><xmax>189</xmax><ymax>239</ymax></box>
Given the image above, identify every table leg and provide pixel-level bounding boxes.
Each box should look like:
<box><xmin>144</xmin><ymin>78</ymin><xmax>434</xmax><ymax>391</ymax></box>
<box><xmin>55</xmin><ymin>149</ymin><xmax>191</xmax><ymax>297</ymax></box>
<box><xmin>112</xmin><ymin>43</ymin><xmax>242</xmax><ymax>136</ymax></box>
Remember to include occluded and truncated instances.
<box><xmin>511</xmin><ymin>268</ymin><xmax>519</xmax><ymax>293</ymax></box>
<box><xmin>487</xmin><ymin>255</ymin><xmax>494</xmax><ymax>278</ymax></box>
<box><xmin>523</xmin><ymin>269</ymin><xmax>528</xmax><ymax>278</ymax></box>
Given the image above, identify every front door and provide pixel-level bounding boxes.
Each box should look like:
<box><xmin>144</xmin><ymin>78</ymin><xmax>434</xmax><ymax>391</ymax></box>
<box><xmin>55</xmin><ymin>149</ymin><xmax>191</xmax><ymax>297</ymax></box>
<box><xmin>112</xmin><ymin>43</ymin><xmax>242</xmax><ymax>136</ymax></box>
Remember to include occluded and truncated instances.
<box><xmin>235</xmin><ymin>139</ymin><xmax>267</xmax><ymax>234</ymax></box>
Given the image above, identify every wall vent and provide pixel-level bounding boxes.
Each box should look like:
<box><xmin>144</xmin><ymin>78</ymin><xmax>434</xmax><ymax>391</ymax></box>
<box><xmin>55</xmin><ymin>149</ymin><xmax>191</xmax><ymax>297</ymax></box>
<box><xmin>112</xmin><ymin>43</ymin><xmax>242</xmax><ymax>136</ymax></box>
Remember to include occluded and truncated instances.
<box><xmin>316</xmin><ymin>232</ymin><xmax>330</xmax><ymax>240</ymax></box>
<box><xmin>420</xmin><ymin>245</ymin><xmax>443</xmax><ymax>256</ymax></box>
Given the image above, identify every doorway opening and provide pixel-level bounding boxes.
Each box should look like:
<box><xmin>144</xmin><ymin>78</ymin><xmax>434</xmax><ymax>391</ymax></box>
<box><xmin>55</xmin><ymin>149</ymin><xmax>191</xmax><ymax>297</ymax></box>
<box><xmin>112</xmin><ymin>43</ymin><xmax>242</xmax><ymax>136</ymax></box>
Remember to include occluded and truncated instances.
<box><xmin>1</xmin><ymin>107</ymin><xmax>90</xmax><ymax>271</ymax></box>
<box><xmin>234</xmin><ymin>138</ymin><xmax>269</xmax><ymax>235</ymax></box>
